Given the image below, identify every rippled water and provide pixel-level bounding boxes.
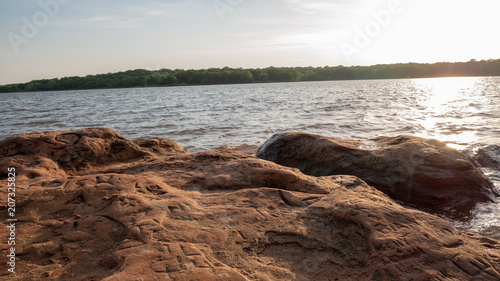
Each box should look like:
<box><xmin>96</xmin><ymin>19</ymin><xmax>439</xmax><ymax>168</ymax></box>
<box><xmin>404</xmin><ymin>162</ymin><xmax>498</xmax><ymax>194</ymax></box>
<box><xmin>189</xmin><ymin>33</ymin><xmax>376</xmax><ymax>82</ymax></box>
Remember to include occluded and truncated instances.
<box><xmin>1</xmin><ymin>77</ymin><xmax>499</xmax><ymax>236</ymax></box>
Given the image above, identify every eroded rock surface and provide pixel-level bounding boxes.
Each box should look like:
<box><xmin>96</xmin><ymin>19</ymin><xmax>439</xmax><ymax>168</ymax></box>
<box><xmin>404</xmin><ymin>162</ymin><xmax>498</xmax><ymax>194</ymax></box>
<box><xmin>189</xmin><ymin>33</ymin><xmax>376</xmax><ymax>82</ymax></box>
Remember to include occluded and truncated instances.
<box><xmin>256</xmin><ymin>132</ymin><xmax>497</xmax><ymax>219</ymax></box>
<box><xmin>1</xmin><ymin>128</ymin><xmax>499</xmax><ymax>280</ymax></box>
<box><xmin>0</xmin><ymin>127</ymin><xmax>187</xmax><ymax>176</ymax></box>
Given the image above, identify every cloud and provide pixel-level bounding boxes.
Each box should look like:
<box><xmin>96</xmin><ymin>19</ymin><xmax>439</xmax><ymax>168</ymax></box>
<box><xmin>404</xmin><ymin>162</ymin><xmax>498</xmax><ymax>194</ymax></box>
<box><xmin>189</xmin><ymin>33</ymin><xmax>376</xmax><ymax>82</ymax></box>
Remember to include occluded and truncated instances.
<box><xmin>3</xmin><ymin>24</ymin><xmax>22</xmax><ymax>29</ymax></box>
<box><xmin>144</xmin><ymin>10</ymin><xmax>164</xmax><ymax>16</ymax></box>
<box><xmin>281</xmin><ymin>0</ymin><xmax>365</xmax><ymax>15</ymax></box>
<box><xmin>64</xmin><ymin>12</ymin><xmax>160</xmax><ymax>28</ymax></box>
<box><xmin>59</xmin><ymin>1</ymin><xmax>193</xmax><ymax>28</ymax></box>
<box><xmin>74</xmin><ymin>16</ymin><xmax>112</xmax><ymax>23</ymax></box>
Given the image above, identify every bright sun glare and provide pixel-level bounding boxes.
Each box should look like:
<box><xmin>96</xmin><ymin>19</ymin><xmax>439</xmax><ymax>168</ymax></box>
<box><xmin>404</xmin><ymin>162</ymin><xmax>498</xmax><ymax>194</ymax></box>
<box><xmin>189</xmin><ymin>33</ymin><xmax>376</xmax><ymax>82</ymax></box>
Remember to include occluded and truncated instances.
<box><xmin>412</xmin><ymin>77</ymin><xmax>484</xmax><ymax>149</ymax></box>
<box><xmin>419</xmin><ymin>77</ymin><xmax>479</xmax><ymax>106</ymax></box>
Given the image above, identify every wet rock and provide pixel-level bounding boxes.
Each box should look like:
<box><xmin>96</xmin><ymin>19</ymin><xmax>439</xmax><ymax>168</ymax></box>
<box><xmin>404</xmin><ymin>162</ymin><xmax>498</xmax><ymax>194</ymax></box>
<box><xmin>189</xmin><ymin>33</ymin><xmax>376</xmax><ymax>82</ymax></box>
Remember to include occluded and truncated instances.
<box><xmin>476</xmin><ymin>145</ymin><xmax>500</xmax><ymax>169</ymax></box>
<box><xmin>256</xmin><ymin>132</ymin><xmax>497</xmax><ymax>219</ymax></box>
<box><xmin>1</xmin><ymin>128</ymin><xmax>499</xmax><ymax>280</ymax></box>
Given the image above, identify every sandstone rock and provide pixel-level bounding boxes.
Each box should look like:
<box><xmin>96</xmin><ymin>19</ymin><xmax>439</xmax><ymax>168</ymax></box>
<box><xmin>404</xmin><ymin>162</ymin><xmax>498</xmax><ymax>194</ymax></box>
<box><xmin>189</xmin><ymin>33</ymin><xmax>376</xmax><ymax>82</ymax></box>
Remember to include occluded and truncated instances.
<box><xmin>256</xmin><ymin>132</ymin><xmax>497</xmax><ymax>219</ymax></box>
<box><xmin>1</xmin><ymin>128</ymin><xmax>499</xmax><ymax>280</ymax></box>
<box><xmin>0</xmin><ymin>127</ymin><xmax>187</xmax><ymax>177</ymax></box>
<box><xmin>133</xmin><ymin>137</ymin><xmax>189</xmax><ymax>156</ymax></box>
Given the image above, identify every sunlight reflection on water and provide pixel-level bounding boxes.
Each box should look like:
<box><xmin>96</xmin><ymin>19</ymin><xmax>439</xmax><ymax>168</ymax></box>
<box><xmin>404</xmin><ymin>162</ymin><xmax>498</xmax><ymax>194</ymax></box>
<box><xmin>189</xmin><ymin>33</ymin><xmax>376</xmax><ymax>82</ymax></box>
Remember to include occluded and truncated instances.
<box><xmin>411</xmin><ymin>77</ymin><xmax>488</xmax><ymax>150</ymax></box>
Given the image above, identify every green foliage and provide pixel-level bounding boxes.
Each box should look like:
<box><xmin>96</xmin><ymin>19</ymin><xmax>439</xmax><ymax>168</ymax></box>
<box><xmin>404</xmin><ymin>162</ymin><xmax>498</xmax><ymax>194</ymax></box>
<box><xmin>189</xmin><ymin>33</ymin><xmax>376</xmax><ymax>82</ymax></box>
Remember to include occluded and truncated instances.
<box><xmin>1</xmin><ymin>60</ymin><xmax>500</xmax><ymax>93</ymax></box>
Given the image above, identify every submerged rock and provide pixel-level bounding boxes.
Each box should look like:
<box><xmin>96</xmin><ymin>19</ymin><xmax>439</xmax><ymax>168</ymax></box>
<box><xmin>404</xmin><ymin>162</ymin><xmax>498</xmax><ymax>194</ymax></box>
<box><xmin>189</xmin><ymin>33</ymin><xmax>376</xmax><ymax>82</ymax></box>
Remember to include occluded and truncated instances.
<box><xmin>256</xmin><ymin>132</ymin><xmax>497</xmax><ymax>219</ymax></box>
<box><xmin>476</xmin><ymin>145</ymin><xmax>500</xmax><ymax>170</ymax></box>
<box><xmin>1</xmin><ymin>128</ymin><xmax>499</xmax><ymax>280</ymax></box>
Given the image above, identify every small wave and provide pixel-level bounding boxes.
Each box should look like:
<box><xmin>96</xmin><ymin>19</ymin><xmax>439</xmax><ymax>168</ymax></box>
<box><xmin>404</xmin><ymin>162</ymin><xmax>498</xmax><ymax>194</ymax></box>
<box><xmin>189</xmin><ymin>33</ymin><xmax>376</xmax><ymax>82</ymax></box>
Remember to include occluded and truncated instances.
<box><xmin>27</xmin><ymin>120</ymin><xmax>60</xmax><ymax>125</ymax></box>
<box><xmin>208</xmin><ymin>126</ymin><xmax>236</xmax><ymax>131</ymax></box>
<box><xmin>216</xmin><ymin>144</ymin><xmax>260</xmax><ymax>154</ymax></box>
<box><xmin>173</xmin><ymin>128</ymin><xmax>207</xmax><ymax>135</ymax></box>
<box><xmin>295</xmin><ymin>123</ymin><xmax>337</xmax><ymax>130</ymax></box>
<box><xmin>339</xmin><ymin>124</ymin><xmax>355</xmax><ymax>129</ymax></box>
<box><xmin>322</xmin><ymin>105</ymin><xmax>350</xmax><ymax>111</ymax></box>
<box><xmin>38</xmin><ymin>108</ymin><xmax>60</xmax><ymax>113</ymax></box>
<box><xmin>174</xmin><ymin>125</ymin><xmax>234</xmax><ymax>135</ymax></box>
<box><xmin>141</xmin><ymin>124</ymin><xmax>176</xmax><ymax>130</ymax></box>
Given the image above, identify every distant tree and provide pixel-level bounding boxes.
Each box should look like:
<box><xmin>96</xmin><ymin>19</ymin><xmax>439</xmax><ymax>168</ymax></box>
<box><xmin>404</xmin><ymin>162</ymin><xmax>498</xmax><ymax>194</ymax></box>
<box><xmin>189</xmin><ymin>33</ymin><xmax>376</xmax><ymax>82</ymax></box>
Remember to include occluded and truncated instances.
<box><xmin>2</xmin><ymin>60</ymin><xmax>500</xmax><ymax>93</ymax></box>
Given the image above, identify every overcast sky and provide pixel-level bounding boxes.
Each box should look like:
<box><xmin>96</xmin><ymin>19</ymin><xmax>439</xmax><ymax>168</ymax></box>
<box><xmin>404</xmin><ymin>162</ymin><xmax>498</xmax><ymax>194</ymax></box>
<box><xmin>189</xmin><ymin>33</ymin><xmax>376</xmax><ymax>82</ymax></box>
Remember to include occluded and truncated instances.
<box><xmin>0</xmin><ymin>0</ymin><xmax>499</xmax><ymax>85</ymax></box>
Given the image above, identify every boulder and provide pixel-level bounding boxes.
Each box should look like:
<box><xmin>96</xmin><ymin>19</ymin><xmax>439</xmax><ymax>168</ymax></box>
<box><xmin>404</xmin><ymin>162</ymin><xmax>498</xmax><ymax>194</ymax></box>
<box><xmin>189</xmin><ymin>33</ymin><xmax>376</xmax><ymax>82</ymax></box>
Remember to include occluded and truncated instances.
<box><xmin>1</xmin><ymin>128</ymin><xmax>499</xmax><ymax>280</ymax></box>
<box><xmin>256</xmin><ymin>132</ymin><xmax>497</xmax><ymax>219</ymax></box>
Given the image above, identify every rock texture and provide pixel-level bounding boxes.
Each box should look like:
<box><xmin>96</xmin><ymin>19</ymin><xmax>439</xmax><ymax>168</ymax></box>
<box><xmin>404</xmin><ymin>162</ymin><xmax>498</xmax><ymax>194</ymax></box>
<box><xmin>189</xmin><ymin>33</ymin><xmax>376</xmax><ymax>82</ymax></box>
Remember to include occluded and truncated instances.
<box><xmin>476</xmin><ymin>145</ymin><xmax>500</xmax><ymax>170</ymax></box>
<box><xmin>1</xmin><ymin>128</ymin><xmax>500</xmax><ymax>280</ymax></box>
<box><xmin>256</xmin><ymin>133</ymin><xmax>497</xmax><ymax>220</ymax></box>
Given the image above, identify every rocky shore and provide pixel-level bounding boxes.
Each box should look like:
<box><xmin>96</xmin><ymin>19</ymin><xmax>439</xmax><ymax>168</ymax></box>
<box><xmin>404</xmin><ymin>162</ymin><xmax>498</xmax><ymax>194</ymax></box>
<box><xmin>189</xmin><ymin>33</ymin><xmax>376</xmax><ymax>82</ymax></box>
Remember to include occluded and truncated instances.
<box><xmin>1</xmin><ymin>128</ymin><xmax>499</xmax><ymax>280</ymax></box>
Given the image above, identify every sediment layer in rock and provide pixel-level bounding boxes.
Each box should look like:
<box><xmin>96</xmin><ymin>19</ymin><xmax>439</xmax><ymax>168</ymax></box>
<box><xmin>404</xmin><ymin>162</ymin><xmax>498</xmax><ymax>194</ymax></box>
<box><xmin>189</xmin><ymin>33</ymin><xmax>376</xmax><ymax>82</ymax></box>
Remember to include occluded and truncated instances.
<box><xmin>1</xmin><ymin>128</ymin><xmax>499</xmax><ymax>280</ymax></box>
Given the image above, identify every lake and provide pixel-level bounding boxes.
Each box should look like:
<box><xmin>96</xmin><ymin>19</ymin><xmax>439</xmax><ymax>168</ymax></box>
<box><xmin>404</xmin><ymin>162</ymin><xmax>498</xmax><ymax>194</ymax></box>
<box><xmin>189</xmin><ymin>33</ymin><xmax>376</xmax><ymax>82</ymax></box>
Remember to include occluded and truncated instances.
<box><xmin>1</xmin><ymin>77</ymin><xmax>499</xmax><ymax>235</ymax></box>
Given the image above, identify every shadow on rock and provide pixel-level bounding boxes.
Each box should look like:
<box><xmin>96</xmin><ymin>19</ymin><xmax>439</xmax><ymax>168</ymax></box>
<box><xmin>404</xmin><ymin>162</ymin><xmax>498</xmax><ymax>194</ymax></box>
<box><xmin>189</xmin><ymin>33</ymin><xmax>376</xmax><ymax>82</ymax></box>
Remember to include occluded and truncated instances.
<box><xmin>256</xmin><ymin>132</ymin><xmax>497</xmax><ymax>220</ymax></box>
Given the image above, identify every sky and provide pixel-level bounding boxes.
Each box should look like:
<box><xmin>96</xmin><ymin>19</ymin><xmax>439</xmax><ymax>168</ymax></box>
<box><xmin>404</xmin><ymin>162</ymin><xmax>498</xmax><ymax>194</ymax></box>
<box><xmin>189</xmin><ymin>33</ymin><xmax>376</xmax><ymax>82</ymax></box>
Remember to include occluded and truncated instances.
<box><xmin>0</xmin><ymin>0</ymin><xmax>499</xmax><ymax>85</ymax></box>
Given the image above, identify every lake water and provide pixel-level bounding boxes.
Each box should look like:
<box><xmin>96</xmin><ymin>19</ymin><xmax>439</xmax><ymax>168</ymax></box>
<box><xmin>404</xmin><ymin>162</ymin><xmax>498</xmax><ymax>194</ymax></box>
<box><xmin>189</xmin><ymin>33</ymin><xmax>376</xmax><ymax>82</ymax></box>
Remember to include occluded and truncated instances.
<box><xmin>1</xmin><ymin>77</ymin><xmax>499</xmax><ymax>236</ymax></box>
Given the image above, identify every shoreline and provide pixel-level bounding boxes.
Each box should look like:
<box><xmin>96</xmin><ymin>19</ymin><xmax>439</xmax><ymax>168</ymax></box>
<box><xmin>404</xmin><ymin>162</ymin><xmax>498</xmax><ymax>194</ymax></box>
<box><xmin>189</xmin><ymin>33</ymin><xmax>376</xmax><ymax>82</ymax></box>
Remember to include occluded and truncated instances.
<box><xmin>2</xmin><ymin>75</ymin><xmax>498</xmax><ymax>95</ymax></box>
<box><xmin>2</xmin><ymin>60</ymin><xmax>499</xmax><ymax>93</ymax></box>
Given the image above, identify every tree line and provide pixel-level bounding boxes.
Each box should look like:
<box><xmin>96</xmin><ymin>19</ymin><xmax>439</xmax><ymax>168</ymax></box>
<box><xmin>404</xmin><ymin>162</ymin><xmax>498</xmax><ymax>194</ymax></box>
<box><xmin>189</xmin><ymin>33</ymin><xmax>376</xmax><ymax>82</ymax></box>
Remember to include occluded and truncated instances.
<box><xmin>1</xmin><ymin>59</ymin><xmax>499</xmax><ymax>93</ymax></box>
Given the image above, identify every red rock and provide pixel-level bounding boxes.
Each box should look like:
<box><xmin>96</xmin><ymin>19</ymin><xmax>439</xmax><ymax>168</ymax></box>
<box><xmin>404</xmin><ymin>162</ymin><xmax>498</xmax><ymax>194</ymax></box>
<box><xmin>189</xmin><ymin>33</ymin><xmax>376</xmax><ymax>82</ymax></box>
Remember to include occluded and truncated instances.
<box><xmin>256</xmin><ymin>133</ymin><xmax>497</xmax><ymax>219</ymax></box>
<box><xmin>1</xmin><ymin>128</ymin><xmax>499</xmax><ymax>280</ymax></box>
<box><xmin>0</xmin><ymin>127</ymin><xmax>187</xmax><ymax>174</ymax></box>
